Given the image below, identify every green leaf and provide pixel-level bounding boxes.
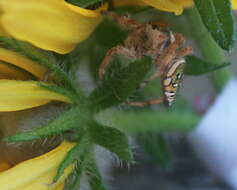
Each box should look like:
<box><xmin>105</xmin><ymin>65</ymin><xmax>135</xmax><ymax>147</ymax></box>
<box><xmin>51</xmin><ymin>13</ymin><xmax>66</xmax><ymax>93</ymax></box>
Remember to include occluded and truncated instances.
<box><xmin>102</xmin><ymin>111</ymin><xmax>200</xmax><ymax>134</ymax></box>
<box><xmin>66</xmin><ymin>0</ymin><xmax>102</xmax><ymax>8</ymax></box>
<box><xmin>86</xmin><ymin>157</ymin><xmax>108</xmax><ymax>190</ymax></box>
<box><xmin>89</xmin><ymin>56</ymin><xmax>153</xmax><ymax>112</ymax></box>
<box><xmin>185</xmin><ymin>55</ymin><xmax>231</xmax><ymax>75</ymax></box>
<box><xmin>38</xmin><ymin>83</ymin><xmax>85</xmax><ymax>105</ymax></box>
<box><xmin>54</xmin><ymin>144</ymin><xmax>79</xmax><ymax>183</ymax></box>
<box><xmin>6</xmin><ymin>107</ymin><xmax>89</xmax><ymax>142</ymax></box>
<box><xmin>88</xmin><ymin>18</ymin><xmax>127</xmax><ymax>80</ymax></box>
<box><xmin>63</xmin><ymin>164</ymin><xmax>82</xmax><ymax>190</ymax></box>
<box><xmin>194</xmin><ymin>0</ymin><xmax>235</xmax><ymax>50</ymax></box>
<box><xmin>138</xmin><ymin>133</ymin><xmax>171</xmax><ymax>167</ymax></box>
<box><xmin>53</xmin><ymin>136</ymin><xmax>91</xmax><ymax>183</ymax></box>
<box><xmin>93</xmin><ymin>18</ymin><xmax>127</xmax><ymax>48</ymax></box>
<box><xmin>0</xmin><ymin>37</ymin><xmax>48</xmax><ymax>59</ymax></box>
<box><xmin>89</xmin><ymin>121</ymin><xmax>133</xmax><ymax>162</ymax></box>
<box><xmin>64</xmin><ymin>155</ymin><xmax>92</xmax><ymax>190</ymax></box>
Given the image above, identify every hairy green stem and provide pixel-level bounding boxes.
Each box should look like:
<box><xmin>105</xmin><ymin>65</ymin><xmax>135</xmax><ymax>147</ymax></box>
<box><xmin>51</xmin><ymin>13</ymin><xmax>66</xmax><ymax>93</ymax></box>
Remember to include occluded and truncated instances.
<box><xmin>97</xmin><ymin>111</ymin><xmax>200</xmax><ymax>134</ymax></box>
<box><xmin>186</xmin><ymin>6</ymin><xmax>232</xmax><ymax>91</ymax></box>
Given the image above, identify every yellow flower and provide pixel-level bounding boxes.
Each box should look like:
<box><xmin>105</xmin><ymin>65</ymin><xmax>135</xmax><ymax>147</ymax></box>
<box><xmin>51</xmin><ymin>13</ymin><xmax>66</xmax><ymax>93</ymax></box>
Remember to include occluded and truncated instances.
<box><xmin>114</xmin><ymin>0</ymin><xmax>236</xmax><ymax>15</ymax></box>
<box><xmin>0</xmin><ymin>49</ymin><xmax>75</xmax><ymax>189</ymax></box>
<box><xmin>0</xmin><ymin>0</ymin><xmax>107</xmax><ymax>54</ymax></box>
<box><xmin>0</xmin><ymin>141</ymin><xmax>75</xmax><ymax>190</ymax></box>
<box><xmin>0</xmin><ymin>48</ymin><xmax>72</xmax><ymax>111</ymax></box>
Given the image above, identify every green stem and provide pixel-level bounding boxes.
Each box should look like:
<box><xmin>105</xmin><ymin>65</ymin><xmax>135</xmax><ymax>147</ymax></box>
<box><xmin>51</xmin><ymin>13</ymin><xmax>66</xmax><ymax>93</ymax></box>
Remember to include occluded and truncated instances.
<box><xmin>97</xmin><ymin>111</ymin><xmax>200</xmax><ymax>134</ymax></box>
<box><xmin>186</xmin><ymin>6</ymin><xmax>232</xmax><ymax>92</ymax></box>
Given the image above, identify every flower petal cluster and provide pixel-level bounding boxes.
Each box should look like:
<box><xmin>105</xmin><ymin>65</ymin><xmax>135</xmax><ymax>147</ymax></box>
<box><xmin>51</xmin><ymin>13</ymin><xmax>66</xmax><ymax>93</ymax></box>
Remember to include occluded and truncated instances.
<box><xmin>0</xmin><ymin>48</ymin><xmax>73</xmax><ymax>188</ymax></box>
<box><xmin>0</xmin><ymin>2</ymin><xmax>83</xmax><ymax>188</ymax></box>
<box><xmin>0</xmin><ymin>48</ymin><xmax>73</xmax><ymax>189</ymax></box>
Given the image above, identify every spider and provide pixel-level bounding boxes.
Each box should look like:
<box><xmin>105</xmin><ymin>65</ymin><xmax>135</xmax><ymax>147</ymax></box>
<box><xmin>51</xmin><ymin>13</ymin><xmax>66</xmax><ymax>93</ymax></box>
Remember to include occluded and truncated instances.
<box><xmin>99</xmin><ymin>11</ymin><xmax>193</xmax><ymax>107</ymax></box>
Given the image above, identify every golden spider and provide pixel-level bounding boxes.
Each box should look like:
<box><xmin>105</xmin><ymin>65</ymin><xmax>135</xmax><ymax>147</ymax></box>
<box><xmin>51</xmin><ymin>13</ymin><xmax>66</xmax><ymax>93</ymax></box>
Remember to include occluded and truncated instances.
<box><xmin>99</xmin><ymin>11</ymin><xmax>193</xmax><ymax>107</ymax></box>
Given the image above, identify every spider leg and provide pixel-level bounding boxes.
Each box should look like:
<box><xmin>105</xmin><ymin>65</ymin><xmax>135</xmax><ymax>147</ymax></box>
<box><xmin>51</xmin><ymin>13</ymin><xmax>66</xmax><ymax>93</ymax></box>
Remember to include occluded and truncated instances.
<box><xmin>155</xmin><ymin>44</ymin><xmax>178</xmax><ymax>75</ymax></box>
<box><xmin>149</xmin><ymin>20</ymin><xmax>170</xmax><ymax>29</ymax></box>
<box><xmin>127</xmin><ymin>98</ymin><xmax>163</xmax><ymax>107</ymax></box>
<box><xmin>137</xmin><ymin>71</ymin><xmax>163</xmax><ymax>90</ymax></box>
<box><xmin>101</xmin><ymin>11</ymin><xmax>142</xmax><ymax>30</ymax></box>
<box><xmin>99</xmin><ymin>45</ymin><xmax>135</xmax><ymax>80</ymax></box>
<box><xmin>155</xmin><ymin>33</ymin><xmax>186</xmax><ymax>74</ymax></box>
<box><xmin>176</xmin><ymin>46</ymin><xmax>193</xmax><ymax>57</ymax></box>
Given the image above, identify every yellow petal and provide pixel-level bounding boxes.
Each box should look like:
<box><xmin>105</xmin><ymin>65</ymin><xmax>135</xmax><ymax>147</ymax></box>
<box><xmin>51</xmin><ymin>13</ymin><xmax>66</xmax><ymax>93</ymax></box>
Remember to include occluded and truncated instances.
<box><xmin>0</xmin><ymin>80</ymin><xmax>72</xmax><ymax>111</ymax></box>
<box><xmin>0</xmin><ymin>25</ymin><xmax>7</xmax><ymax>35</ymax></box>
<box><xmin>0</xmin><ymin>61</ymin><xmax>34</xmax><ymax>80</ymax></box>
<box><xmin>0</xmin><ymin>0</ymin><xmax>107</xmax><ymax>54</ymax></box>
<box><xmin>55</xmin><ymin>183</ymin><xmax>65</xmax><ymax>190</ymax></box>
<box><xmin>115</xmin><ymin>0</ymin><xmax>236</xmax><ymax>13</ymax></box>
<box><xmin>113</xmin><ymin>0</ymin><xmax>186</xmax><ymax>15</ymax></box>
<box><xmin>141</xmin><ymin>0</ymin><xmax>184</xmax><ymax>15</ymax></box>
<box><xmin>0</xmin><ymin>48</ymin><xmax>48</xmax><ymax>80</ymax></box>
<box><xmin>0</xmin><ymin>141</ymin><xmax>75</xmax><ymax>190</ymax></box>
<box><xmin>170</xmin><ymin>0</ymin><xmax>193</xmax><ymax>8</ymax></box>
<box><xmin>232</xmin><ymin>0</ymin><xmax>237</xmax><ymax>9</ymax></box>
<box><xmin>172</xmin><ymin>0</ymin><xmax>236</xmax><ymax>9</ymax></box>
